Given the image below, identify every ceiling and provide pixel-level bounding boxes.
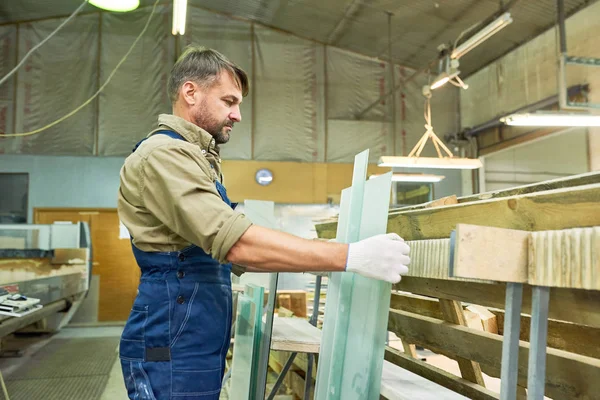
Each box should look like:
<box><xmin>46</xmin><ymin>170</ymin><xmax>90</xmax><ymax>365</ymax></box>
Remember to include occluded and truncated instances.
<box><xmin>0</xmin><ymin>0</ymin><xmax>596</xmax><ymax>76</ymax></box>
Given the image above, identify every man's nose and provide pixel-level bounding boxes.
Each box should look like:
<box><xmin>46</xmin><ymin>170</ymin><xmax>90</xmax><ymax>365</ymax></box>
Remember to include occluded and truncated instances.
<box><xmin>230</xmin><ymin>106</ymin><xmax>241</xmax><ymax>123</ymax></box>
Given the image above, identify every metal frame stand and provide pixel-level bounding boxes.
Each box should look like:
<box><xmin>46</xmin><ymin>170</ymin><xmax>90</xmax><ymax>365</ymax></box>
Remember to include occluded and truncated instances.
<box><xmin>499</xmin><ymin>283</ymin><xmax>523</xmax><ymax>400</ymax></box>
<box><xmin>266</xmin><ymin>274</ymin><xmax>322</xmax><ymax>400</ymax></box>
<box><xmin>498</xmin><ymin>283</ymin><xmax>551</xmax><ymax>400</ymax></box>
<box><xmin>527</xmin><ymin>286</ymin><xmax>550</xmax><ymax>400</ymax></box>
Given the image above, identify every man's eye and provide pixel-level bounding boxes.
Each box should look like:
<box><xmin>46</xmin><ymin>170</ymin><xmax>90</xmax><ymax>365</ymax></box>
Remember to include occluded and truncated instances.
<box><xmin>224</xmin><ymin>100</ymin><xmax>233</xmax><ymax>106</ymax></box>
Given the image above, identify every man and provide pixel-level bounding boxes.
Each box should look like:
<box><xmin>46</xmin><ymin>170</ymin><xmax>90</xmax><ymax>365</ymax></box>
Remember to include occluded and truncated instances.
<box><xmin>117</xmin><ymin>45</ymin><xmax>410</xmax><ymax>400</ymax></box>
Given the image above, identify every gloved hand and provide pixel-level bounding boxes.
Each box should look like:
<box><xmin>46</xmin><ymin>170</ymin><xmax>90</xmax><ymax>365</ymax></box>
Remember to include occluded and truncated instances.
<box><xmin>346</xmin><ymin>233</ymin><xmax>410</xmax><ymax>283</ymax></box>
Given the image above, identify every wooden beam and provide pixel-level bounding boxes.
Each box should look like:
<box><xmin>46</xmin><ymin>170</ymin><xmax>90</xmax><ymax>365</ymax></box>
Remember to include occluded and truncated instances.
<box><xmin>456</xmin><ymin>170</ymin><xmax>600</xmax><ymax>203</ymax></box>
<box><xmin>388</xmin><ymin>309</ymin><xmax>600</xmax><ymax>400</ymax></box>
<box><xmin>390</xmin><ymin>183</ymin><xmax>600</xmax><ymax>241</ymax></box>
<box><xmin>316</xmin><ymin>171</ymin><xmax>600</xmax><ymax>240</ymax></box>
<box><xmin>452</xmin><ymin>224</ymin><xmax>529</xmax><ymax>283</ymax></box>
<box><xmin>393</xmin><ymin>277</ymin><xmax>600</xmax><ymax>328</ymax></box>
<box><xmin>391</xmin><ymin>291</ymin><xmax>600</xmax><ymax>359</ymax></box>
<box><xmin>438</xmin><ymin>299</ymin><xmax>485</xmax><ymax>386</ymax></box>
<box><xmin>384</xmin><ymin>347</ymin><xmax>500</xmax><ymax>400</ymax></box>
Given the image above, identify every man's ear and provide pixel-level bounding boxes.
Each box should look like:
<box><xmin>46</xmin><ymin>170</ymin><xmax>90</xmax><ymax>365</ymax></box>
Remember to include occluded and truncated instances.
<box><xmin>181</xmin><ymin>81</ymin><xmax>197</xmax><ymax>106</ymax></box>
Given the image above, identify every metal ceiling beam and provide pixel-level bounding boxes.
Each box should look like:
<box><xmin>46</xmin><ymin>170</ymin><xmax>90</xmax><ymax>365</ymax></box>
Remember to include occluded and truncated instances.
<box><xmin>326</xmin><ymin>0</ymin><xmax>364</xmax><ymax>45</ymax></box>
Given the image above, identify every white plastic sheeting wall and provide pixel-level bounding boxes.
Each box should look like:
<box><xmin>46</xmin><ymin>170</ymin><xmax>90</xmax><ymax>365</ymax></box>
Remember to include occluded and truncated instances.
<box><xmin>98</xmin><ymin>6</ymin><xmax>174</xmax><ymax>156</ymax></box>
<box><xmin>3</xmin><ymin>14</ymin><xmax>99</xmax><ymax>155</ymax></box>
<box><xmin>182</xmin><ymin>7</ymin><xmax>253</xmax><ymax>160</ymax></box>
<box><xmin>0</xmin><ymin>25</ymin><xmax>17</xmax><ymax>141</ymax></box>
<box><xmin>254</xmin><ymin>27</ymin><xmax>325</xmax><ymax>162</ymax></box>
<box><xmin>0</xmin><ymin>5</ymin><xmax>459</xmax><ymax>163</ymax></box>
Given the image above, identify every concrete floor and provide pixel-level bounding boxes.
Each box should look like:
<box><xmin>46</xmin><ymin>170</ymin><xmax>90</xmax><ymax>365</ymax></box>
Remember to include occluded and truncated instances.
<box><xmin>0</xmin><ymin>325</ymin><xmax>497</xmax><ymax>400</ymax></box>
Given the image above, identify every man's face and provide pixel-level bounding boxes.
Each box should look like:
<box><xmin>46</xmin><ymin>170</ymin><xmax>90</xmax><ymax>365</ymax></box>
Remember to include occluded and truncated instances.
<box><xmin>190</xmin><ymin>72</ymin><xmax>242</xmax><ymax>144</ymax></box>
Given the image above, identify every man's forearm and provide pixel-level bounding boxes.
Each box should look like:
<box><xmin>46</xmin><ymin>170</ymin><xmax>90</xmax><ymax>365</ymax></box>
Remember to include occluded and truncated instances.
<box><xmin>226</xmin><ymin>225</ymin><xmax>347</xmax><ymax>272</ymax></box>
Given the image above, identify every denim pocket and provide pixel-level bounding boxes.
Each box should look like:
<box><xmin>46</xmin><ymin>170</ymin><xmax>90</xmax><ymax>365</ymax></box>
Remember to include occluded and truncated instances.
<box><xmin>120</xmin><ymin>305</ymin><xmax>148</xmax><ymax>361</ymax></box>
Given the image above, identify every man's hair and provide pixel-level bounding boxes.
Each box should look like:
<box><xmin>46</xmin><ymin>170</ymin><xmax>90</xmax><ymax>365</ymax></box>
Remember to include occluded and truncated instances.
<box><xmin>167</xmin><ymin>45</ymin><xmax>249</xmax><ymax>103</ymax></box>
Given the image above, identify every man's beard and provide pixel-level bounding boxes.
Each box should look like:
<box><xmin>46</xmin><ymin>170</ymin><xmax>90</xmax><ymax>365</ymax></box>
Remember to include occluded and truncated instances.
<box><xmin>193</xmin><ymin>105</ymin><xmax>233</xmax><ymax>144</ymax></box>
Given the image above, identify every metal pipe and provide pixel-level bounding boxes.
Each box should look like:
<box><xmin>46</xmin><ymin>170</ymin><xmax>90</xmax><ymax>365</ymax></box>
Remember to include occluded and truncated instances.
<box><xmin>388</xmin><ymin>11</ymin><xmax>397</xmax><ymax>155</ymax></box>
<box><xmin>0</xmin><ymin>299</ymin><xmax>68</xmax><ymax>338</ymax></box>
<box><xmin>355</xmin><ymin>58</ymin><xmax>437</xmax><ymax>120</ymax></box>
<box><xmin>451</xmin><ymin>84</ymin><xmax>587</xmax><ymax>139</ymax></box>
<box><xmin>557</xmin><ymin>0</ymin><xmax>567</xmax><ymax>54</ymax></box>
<box><xmin>557</xmin><ymin>0</ymin><xmax>569</xmax><ymax>110</ymax></box>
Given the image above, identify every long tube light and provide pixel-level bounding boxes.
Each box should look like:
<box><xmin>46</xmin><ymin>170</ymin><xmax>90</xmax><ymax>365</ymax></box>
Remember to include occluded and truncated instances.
<box><xmin>369</xmin><ymin>173</ymin><xmax>445</xmax><ymax>183</ymax></box>
<box><xmin>451</xmin><ymin>12</ymin><xmax>513</xmax><ymax>59</ymax></box>
<box><xmin>501</xmin><ymin>112</ymin><xmax>600</xmax><ymax>126</ymax></box>
<box><xmin>89</xmin><ymin>0</ymin><xmax>139</xmax><ymax>12</ymax></box>
<box><xmin>378</xmin><ymin>156</ymin><xmax>482</xmax><ymax>170</ymax></box>
<box><xmin>172</xmin><ymin>0</ymin><xmax>188</xmax><ymax>35</ymax></box>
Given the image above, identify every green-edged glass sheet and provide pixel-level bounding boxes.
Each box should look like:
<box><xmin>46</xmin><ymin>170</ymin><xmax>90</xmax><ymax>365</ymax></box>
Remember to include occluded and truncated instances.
<box><xmin>315</xmin><ymin>148</ymin><xmax>393</xmax><ymax>399</ymax></box>
<box><xmin>229</xmin><ymin>293</ymin><xmax>257</xmax><ymax>400</ymax></box>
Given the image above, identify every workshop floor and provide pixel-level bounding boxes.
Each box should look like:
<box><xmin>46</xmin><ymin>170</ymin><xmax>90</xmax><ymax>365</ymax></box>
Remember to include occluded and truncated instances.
<box><xmin>0</xmin><ymin>326</ymin><xmax>496</xmax><ymax>400</ymax></box>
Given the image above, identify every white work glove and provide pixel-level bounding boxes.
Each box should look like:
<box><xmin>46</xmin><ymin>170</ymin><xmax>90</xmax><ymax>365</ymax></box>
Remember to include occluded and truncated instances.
<box><xmin>346</xmin><ymin>233</ymin><xmax>410</xmax><ymax>283</ymax></box>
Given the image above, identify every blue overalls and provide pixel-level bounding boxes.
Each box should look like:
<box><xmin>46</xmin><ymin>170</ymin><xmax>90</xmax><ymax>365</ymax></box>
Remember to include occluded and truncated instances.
<box><xmin>120</xmin><ymin>130</ymin><xmax>234</xmax><ymax>399</ymax></box>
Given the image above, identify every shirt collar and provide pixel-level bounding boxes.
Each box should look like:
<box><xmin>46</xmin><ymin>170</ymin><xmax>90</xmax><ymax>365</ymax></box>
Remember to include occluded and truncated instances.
<box><xmin>155</xmin><ymin>114</ymin><xmax>218</xmax><ymax>153</ymax></box>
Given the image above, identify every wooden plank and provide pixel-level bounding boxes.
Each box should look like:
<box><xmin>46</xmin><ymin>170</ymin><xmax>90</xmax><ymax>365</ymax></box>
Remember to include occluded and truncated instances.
<box><xmin>457</xmin><ymin>170</ymin><xmax>600</xmax><ymax>203</ymax></box>
<box><xmin>391</xmin><ymin>291</ymin><xmax>600</xmax><ymax>358</ymax></box>
<box><xmin>316</xmin><ymin>183</ymin><xmax>600</xmax><ymax>240</ymax></box>
<box><xmin>270</xmin><ymin>351</ymin><xmax>317</xmax><ymax>380</ymax></box>
<box><xmin>393</xmin><ymin>277</ymin><xmax>600</xmax><ymax>328</ymax></box>
<box><xmin>389</xmin><ymin>183</ymin><xmax>600</xmax><ymax>241</ymax></box>
<box><xmin>438</xmin><ymin>299</ymin><xmax>485</xmax><ymax>386</ymax></box>
<box><xmin>270</xmin><ymin>317</ymin><xmax>321</xmax><ymax>353</ymax></box>
<box><xmin>278</xmin><ymin>294</ymin><xmax>292</xmax><ymax>311</ymax></box>
<box><xmin>452</xmin><ymin>224</ymin><xmax>529</xmax><ymax>283</ymax></box>
<box><xmin>384</xmin><ymin>347</ymin><xmax>499</xmax><ymax>400</ymax></box>
<box><xmin>388</xmin><ymin>309</ymin><xmax>600</xmax><ymax>400</ymax></box>
<box><xmin>493</xmin><ymin>310</ymin><xmax>600</xmax><ymax>359</ymax></box>
<box><xmin>466</xmin><ymin>305</ymin><xmax>498</xmax><ymax>334</ymax></box>
<box><xmin>266</xmin><ymin>291</ymin><xmax>307</xmax><ymax>318</ymax></box>
<box><xmin>391</xmin><ymin>195</ymin><xmax>458</xmax><ymax>213</ymax></box>
<box><xmin>529</xmin><ymin>227</ymin><xmax>600</xmax><ymax>290</ymax></box>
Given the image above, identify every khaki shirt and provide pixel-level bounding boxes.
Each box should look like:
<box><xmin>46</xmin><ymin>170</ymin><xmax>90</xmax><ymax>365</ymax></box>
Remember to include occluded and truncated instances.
<box><xmin>117</xmin><ymin>114</ymin><xmax>252</xmax><ymax>268</ymax></box>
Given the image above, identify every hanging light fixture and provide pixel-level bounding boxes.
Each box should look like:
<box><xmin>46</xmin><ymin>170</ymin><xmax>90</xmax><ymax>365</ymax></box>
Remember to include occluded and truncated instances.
<box><xmin>88</xmin><ymin>0</ymin><xmax>140</xmax><ymax>12</ymax></box>
<box><xmin>501</xmin><ymin>112</ymin><xmax>600</xmax><ymax>127</ymax></box>
<box><xmin>429</xmin><ymin>54</ymin><xmax>468</xmax><ymax>91</ymax></box>
<box><xmin>369</xmin><ymin>173</ymin><xmax>445</xmax><ymax>183</ymax></box>
<box><xmin>172</xmin><ymin>0</ymin><xmax>188</xmax><ymax>35</ymax></box>
<box><xmin>378</xmin><ymin>87</ymin><xmax>482</xmax><ymax>170</ymax></box>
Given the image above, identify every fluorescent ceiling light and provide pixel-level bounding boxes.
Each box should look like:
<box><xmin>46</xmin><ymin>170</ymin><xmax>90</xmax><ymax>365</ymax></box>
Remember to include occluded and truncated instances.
<box><xmin>430</xmin><ymin>70</ymin><xmax>460</xmax><ymax>90</ymax></box>
<box><xmin>501</xmin><ymin>112</ymin><xmax>600</xmax><ymax>127</ymax></box>
<box><xmin>88</xmin><ymin>0</ymin><xmax>140</xmax><ymax>12</ymax></box>
<box><xmin>451</xmin><ymin>12</ymin><xmax>513</xmax><ymax>59</ymax></box>
<box><xmin>370</xmin><ymin>173</ymin><xmax>445</xmax><ymax>183</ymax></box>
<box><xmin>172</xmin><ymin>0</ymin><xmax>188</xmax><ymax>35</ymax></box>
<box><xmin>378</xmin><ymin>156</ymin><xmax>482</xmax><ymax>170</ymax></box>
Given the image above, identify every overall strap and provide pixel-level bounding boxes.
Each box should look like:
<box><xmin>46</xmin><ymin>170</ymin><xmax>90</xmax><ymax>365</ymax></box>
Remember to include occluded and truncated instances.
<box><xmin>132</xmin><ymin>129</ymin><xmax>186</xmax><ymax>153</ymax></box>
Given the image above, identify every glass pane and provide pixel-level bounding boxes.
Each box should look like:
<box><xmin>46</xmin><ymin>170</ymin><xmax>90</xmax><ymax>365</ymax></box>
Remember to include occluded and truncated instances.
<box><xmin>315</xmin><ymin>149</ymin><xmax>394</xmax><ymax>399</ymax></box>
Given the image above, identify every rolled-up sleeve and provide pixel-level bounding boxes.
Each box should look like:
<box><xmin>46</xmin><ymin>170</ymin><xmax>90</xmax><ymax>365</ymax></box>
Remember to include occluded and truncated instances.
<box><xmin>141</xmin><ymin>143</ymin><xmax>252</xmax><ymax>263</ymax></box>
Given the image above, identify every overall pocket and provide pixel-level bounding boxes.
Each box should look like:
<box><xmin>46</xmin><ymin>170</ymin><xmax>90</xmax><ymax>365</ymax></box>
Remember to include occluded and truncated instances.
<box><xmin>171</xmin><ymin>283</ymin><xmax>231</xmax><ymax>395</ymax></box>
<box><xmin>119</xmin><ymin>305</ymin><xmax>148</xmax><ymax>361</ymax></box>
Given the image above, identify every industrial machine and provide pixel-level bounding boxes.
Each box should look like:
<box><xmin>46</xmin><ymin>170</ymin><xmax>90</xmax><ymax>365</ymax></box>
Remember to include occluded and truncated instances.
<box><xmin>0</xmin><ymin>222</ymin><xmax>92</xmax><ymax>338</ymax></box>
